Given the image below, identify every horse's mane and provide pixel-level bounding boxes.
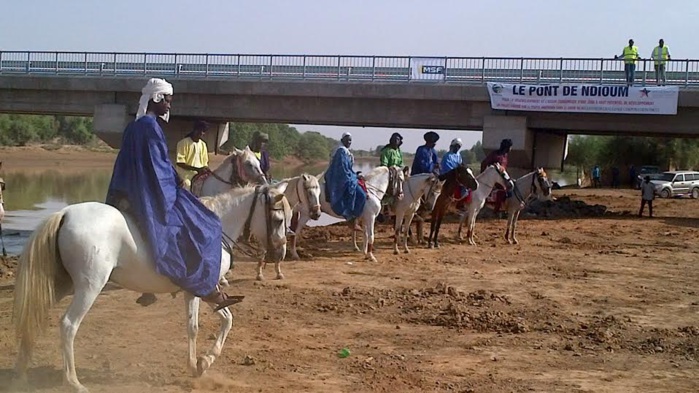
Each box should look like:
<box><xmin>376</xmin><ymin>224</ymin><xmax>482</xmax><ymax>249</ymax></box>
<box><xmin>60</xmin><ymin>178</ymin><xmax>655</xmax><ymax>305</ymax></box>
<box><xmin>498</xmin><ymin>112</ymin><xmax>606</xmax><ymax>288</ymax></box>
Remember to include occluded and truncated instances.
<box><xmin>199</xmin><ymin>185</ymin><xmax>258</xmax><ymax>212</ymax></box>
<box><xmin>363</xmin><ymin>166</ymin><xmax>389</xmax><ymax>182</ymax></box>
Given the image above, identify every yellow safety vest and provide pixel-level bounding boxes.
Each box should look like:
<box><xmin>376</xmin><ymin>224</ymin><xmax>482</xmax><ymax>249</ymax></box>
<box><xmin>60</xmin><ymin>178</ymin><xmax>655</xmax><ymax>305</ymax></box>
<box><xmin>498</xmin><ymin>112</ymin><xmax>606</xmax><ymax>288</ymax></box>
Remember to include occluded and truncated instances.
<box><xmin>652</xmin><ymin>46</ymin><xmax>670</xmax><ymax>65</ymax></box>
<box><xmin>622</xmin><ymin>46</ymin><xmax>639</xmax><ymax>65</ymax></box>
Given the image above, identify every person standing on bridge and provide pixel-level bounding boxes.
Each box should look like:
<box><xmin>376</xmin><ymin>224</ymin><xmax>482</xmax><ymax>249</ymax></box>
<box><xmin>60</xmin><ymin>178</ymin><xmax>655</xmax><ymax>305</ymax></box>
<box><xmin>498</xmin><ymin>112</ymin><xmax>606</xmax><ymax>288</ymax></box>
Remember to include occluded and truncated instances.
<box><xmin>175</xmin><ymin>120</ymin><xmax>211</xmax><ymax>190</ymax></box>
<box><xmin>411</xmin><ymin>131</ymin><xmax>440</xmax><ymax>175</ymax></box>
<box><xmin>105</xmin><ymin>78</ymin><xmax>242</xmax><ymax>310</ymax></box>
<box><xmin>615</xmin><ymin>39</ymin><xmax>640</xmax><ymax>86</ymax></box>
<box><xmin>651</xmin><ymin>39</ymin><xmax>671</xmax><ymax>86</ymax></box>
<box><xmin>250</xmin><ymin>131</ymin><xmax>271</xmax><ymax>181</ymax></box>
<box><xmin>325</xmin><ymin>132</ymin><xmax>365</xmax><ymax>232</ymax></box>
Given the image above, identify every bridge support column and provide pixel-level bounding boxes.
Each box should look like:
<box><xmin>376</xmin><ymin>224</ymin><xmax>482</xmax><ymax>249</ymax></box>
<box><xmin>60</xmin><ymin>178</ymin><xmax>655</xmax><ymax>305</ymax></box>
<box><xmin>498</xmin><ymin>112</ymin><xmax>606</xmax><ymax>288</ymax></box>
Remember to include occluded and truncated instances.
<box><xmin>93</xmin><ymin>104</ymin><xmax>129</xmax><ymax>148</ymax></box>
<box><xmin>532</xmin><ymin>131</ymin><xmax>567</xmax><ymax>171</ymax></box>
<box><xmin>482</xmin><ymin>116</ymin><xmax>532</xmax><ymax>178</ymax></box>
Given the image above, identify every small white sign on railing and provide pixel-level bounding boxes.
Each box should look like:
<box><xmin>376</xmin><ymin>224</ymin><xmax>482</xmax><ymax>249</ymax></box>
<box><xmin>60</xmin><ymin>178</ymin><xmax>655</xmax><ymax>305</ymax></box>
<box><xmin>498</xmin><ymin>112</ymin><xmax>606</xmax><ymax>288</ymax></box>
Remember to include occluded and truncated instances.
<box><xmin>411</xmin><ymin>57</ymin><xmax>446</xmax><ymax>80</ymax></box>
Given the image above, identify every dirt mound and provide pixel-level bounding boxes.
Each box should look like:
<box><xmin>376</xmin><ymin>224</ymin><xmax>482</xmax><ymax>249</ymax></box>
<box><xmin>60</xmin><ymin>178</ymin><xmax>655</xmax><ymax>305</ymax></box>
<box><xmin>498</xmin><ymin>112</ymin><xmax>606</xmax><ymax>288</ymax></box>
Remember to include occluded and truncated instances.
<box><xmin>0</xmin><ymin>256</ymin><xmax>18</xmax><ymax>280</ymax></box>
<box><xmin>525</xmin><ymin>196</ymin><xmax>608</xmax><ymax>218</ymax></box>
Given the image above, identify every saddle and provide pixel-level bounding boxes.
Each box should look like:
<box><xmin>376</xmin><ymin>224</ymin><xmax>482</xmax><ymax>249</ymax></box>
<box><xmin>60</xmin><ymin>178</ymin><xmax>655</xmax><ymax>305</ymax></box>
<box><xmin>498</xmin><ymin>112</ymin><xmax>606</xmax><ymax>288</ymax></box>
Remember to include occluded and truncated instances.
<box><xmin>190</xmin><ymin>171</ymin><xmax>213</xmax><ymax>197</ymax></box>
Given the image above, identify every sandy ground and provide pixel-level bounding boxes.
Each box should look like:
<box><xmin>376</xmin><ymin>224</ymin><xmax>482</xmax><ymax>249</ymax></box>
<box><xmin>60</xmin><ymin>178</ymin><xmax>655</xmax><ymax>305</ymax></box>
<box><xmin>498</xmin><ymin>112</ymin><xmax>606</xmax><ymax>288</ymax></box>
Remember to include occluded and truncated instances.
<box><xmin>0</xmin><ymin>148</ymin><xmax>698</xmax><ymax>392</ymax></box>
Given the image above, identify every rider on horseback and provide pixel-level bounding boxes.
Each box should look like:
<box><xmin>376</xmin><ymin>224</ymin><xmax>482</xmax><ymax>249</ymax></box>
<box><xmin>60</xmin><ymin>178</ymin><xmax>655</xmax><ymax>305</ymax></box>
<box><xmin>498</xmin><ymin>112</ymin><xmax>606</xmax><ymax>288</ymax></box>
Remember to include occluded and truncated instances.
<box><xmin>325</xmin><ymin>132</ymin><xmax>366</xmax><ymax>232</ymax></box>
<box><xmin>105</xmin><ymin>78</ymin><xmax>241</xmax><ymax>311</ymax></box>
<box><xmin>440</xmin><ymin>138</ymin><xmax>469</xmax><ymax>211</ymax></box>
<box><xmin>176</xmin><ymin>120</ymin><xmax>211</xmax><ymax>190</ymax></box>
<box><xmin>480</xmin><ymin>138</ymin><xmax>513</xmax><ymax>213</ymax></box>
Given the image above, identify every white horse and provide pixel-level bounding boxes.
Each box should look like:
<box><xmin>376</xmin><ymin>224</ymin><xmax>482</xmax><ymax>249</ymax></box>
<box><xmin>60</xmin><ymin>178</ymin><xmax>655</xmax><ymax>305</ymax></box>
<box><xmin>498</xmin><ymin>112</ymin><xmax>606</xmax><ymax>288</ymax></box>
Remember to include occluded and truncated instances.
<box><xmin>12</xmin><ymin>183</ymin><xmax>291</xmax><ymax>393</ymax></box>
<box><xmin>392</xmin><ymin>172</ymin><xmax>442</xmax><ymax>254</ymax></box>
<box><xmin>292</xmin><ymin>166</ymin><xmax>404</xmax><ymax>262</ymax></box>
<box><xmin>257</xmin><ymin>174</ymin><xmax>322</xmax><ymax>276</ymax></box>
<box><xmin>502</xmin><ymin>168</ymin><xmax>552</xmax><ymax>244</ymax></box>
<box><xmin>195</xmin><ymin>146</ymin><xmax>267</xmax><ymax>197</ymax></box>
<box><xmin>457</xmin><ymin>163</ymin><xmax>515</xmax><ymax>245</ymax></box>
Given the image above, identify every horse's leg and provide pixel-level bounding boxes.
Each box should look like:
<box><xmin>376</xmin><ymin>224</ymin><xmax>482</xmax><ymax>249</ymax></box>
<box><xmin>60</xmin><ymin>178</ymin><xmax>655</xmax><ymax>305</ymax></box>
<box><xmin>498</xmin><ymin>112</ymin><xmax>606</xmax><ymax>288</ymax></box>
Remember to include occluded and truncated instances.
<box><xmin>197</xmin><ymin>304</ymin><xmax>234</xmax><ymax>376</ymax></box>
<box><xmin>184</xmin><ymin>293</ymin><xmax>200</xmax><ymax>376</ymax></box>
<box><xmin>403</xmin><ymin>211</ymin><xmax>416</xmax><ymax>254</ymax></box>
<box><xmin>289</xmin><ymin>213</ymin><xmax>310</xmax><ymax>260</ymax></box>
<box><xmin>457</xmin><ymin>210</ymin><xmax>466</xmax><ymax>241</ymax></box>
<box><xmin>256</xmin><ymin>258</ymin><xmax>265</xmax><ymax>281</ymax></box>
<box><xmin>505</xmin><ymin>208</ymin><xmax>514</xmax><ymax>244</ymax></box>
<box><xmin>467</xmin><ymin>210</ymin><xmax>478</xmax><ymax>246</ymax></box>
<box><xmin>365</xmin><ymin>215</ymin><xmax>377</xmax><ymax>262</ymax></box>
<box><xmin>61</xmin><ymin>278</ymin><xmax>109</xmax><ymax>392</ymax></box>
<box><xmin>393</xmin><ymin>209</ymin><xmax>404</xmax><ymax>255</ymax></box>
<box><xmin>352</xmin><ymin>219</ymin><xmax>361</xmax><ymax>252</ymax></box>
<box><xmin>512</xmin><ymin>210</ymin><xmax>522</xmax><ymax>245</ymax></box>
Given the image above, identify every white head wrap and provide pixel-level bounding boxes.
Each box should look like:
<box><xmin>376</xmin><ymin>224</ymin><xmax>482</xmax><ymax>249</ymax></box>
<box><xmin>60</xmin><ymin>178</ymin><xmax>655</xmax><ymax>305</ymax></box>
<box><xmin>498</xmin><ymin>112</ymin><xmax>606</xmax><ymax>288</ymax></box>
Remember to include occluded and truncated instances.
<box><xmin>136</xmin><ymin>78</ymin><xmax>173</xmax><ymax>122</ymax></box>
<box><xmin>341</xmin><ymin>132</ymin><xmax>352</xmax><ymax>139</ymax></box>
<box><xmin>450</xmin><ymin>138</ymin><xmax>463</xmax><ymax>147</ymax></box>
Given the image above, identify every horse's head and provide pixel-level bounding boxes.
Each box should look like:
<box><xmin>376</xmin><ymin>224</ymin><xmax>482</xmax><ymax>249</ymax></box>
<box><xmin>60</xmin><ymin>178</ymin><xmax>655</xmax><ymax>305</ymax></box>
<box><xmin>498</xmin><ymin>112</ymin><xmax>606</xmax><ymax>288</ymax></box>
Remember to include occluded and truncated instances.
<box><xmin>234</xmin><ymin>147</ymin><xmax>267</xmax><ymax>185</ymax></box>
<box><xmin>301</xmin><ymin>173</ymin><xmax>322</xmax><ymax>220</ymax></box>
<box><xmin>534</xmin><ymin>168</ymin><xmax>552</xmax><ymax>198</ymax></box>
<box><xmin>388</xmin><ymin>166</ymin><xmax>405</xmax><ymax>200</ymax></box>
<box><xmin>491</xmin><ymin>162</ymin><xmax>515</xmax><ymax>190</ymax></box>
<box><xmin>456</xmin><ymin>165</ymin><xmax>478</xmax><ymax>191</ymax></box>
<box><xmin>252</xmin><ymin>183</ymin><xmax>293</xmax><ymax>262</ymax></box>
<box><xmin>422</xmin><ymin>173</ymin><xmax>443</xmax><ymax>212</ymax></box>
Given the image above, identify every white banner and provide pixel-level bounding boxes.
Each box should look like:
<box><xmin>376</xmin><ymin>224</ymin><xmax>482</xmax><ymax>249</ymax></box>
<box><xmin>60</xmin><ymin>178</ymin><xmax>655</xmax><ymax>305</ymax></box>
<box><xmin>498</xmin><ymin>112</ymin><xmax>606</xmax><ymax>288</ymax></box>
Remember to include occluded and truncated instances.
<box><xmin>411</xmin><ymin>57</ymin><xmax>446</xmax><ymax>80</ymax></box>
<box><xmin>486</xmin><ymin>83</ymin><xmax>679</xmax><ymax>115</ymax></box>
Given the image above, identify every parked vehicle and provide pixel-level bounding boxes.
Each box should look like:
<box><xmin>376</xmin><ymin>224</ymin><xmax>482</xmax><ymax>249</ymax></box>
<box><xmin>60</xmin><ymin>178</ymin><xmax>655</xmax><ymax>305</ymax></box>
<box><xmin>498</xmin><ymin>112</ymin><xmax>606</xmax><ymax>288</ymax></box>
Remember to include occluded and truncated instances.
<box><xmin>649</xmin><ymin>171</ymin><xmax>699</xmax><ymax>198</ymax></box>
<box><xmin>636</xmin><ymin>165</ymin><xmax>661</xmax><ymax>189</ymax></box>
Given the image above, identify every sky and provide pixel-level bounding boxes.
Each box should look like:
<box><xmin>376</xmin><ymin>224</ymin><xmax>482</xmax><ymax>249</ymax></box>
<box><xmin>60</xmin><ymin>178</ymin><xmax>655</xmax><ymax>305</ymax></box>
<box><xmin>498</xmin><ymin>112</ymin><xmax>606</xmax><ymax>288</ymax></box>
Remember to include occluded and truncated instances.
<box><xmin>1</xmin><ymin>0</ymin><xmax>696</xmax><ymax>151</ymax></box>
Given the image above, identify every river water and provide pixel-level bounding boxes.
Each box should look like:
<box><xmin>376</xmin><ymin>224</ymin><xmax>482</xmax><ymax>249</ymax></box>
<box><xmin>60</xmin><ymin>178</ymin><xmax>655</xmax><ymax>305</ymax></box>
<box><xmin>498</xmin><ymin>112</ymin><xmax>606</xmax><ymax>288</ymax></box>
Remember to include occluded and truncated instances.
<box><xmin>0</xmin><ymin>160</ymin><xmax>378</xmax><ymax>256</ymax></box>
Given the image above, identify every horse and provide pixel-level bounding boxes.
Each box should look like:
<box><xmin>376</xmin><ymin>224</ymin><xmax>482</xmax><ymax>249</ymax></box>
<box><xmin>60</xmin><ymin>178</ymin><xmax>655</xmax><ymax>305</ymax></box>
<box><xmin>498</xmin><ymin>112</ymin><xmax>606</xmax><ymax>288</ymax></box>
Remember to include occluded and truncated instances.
<box><xmin>12</xmin><ymin>183</ymin><xmax>292</xmax><ymax>393</ymax></box>
<box><xmin>259</xmin><ymin>174</ymin><xmax>322</xmax><ymax>275</ymax></box>
<box><xmin>426</xmin><ymin>164</ymin><xmax>480</xmax><ymax>249</ymax></box>
<box><xmin>456</xmin><ymin>163</ymin><xmax>516</xmax><ymax>245</ymax></box>
<box><xmin>502</xmin><ymin>168</ymin><xmax>552</xmax><ymax>244</ymax></box>
<box><xmin>392</xmin><ymin>172</ymin><xmax>442</xmax><ymax>254</ymax></box>
<box><xmin>292</xmin><ymin>166</ymin><xmax>405</xmax><ymax>263</ymax></box>
<box><xmin>194</xmin><ymin>146</ymin><xmax>267</xmax><ymax>197</ymax></box>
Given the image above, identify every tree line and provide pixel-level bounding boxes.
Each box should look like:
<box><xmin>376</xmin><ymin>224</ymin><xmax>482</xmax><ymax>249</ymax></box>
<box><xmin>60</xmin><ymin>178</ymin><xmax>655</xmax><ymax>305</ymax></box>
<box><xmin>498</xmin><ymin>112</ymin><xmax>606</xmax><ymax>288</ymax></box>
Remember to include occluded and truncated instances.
<box><xmin>0</xmin><ymin>115</ymin><xmax>94</xmax><ymax>145</ymax></box>
<box><xmin>566</xmin><ymin>135</ymin><xmax>699</xmax><ymax>173</ymax></box>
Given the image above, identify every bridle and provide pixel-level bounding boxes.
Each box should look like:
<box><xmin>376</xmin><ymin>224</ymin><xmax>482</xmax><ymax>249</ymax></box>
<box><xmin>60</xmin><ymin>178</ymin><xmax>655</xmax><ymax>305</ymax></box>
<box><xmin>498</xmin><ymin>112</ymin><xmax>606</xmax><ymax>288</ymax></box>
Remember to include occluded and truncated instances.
<box><xmin>481</xmin><ymin>165</ymin><xmax>525</xmax><ymax>204</ymax></box>
<box><xmin>234</xmin><ymin>185</ymin><xmax>288</xmax><ymax>259</ymax></box>
<box><xmin>211</xmin><ymin>152</ymin><xmax>261</xmax><ymax>187</ymax></box>
<box><xmin>366</xmin><ymin>167</ymin><xmax>402</xmax><ymax>200</ymax></box>
<box><xmin>296</xmin><ymin>175</ymin><xmax>321</xmax><ymax>213</ymax></box>
<box><xmin>532</xmin><ymin>170</ymin><xmax>551</xmax><ymax>197</ymax></box>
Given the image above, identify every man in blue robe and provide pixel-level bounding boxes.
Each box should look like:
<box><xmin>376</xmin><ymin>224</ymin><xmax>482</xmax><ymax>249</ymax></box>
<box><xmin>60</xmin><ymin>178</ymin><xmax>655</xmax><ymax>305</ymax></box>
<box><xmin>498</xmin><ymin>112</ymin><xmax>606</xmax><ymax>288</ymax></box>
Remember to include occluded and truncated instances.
<box><xmin>441</xmin><ymin>138</ymin><xmax>470</xmax><ymax>211</ymax></box>
<box><xmin>325</xmin><ymin>132</ymin><xmax>365</xmax><ymax>231</ymax></box>
<box><xmin>105</xmin><ymin>78</ymin><xmax>240</xmax><ymax>310</ymax></box>
<box><xmin>411</xmin><ymin>131</ymin><xmax>440</xmax><ymax>175</ymax></box>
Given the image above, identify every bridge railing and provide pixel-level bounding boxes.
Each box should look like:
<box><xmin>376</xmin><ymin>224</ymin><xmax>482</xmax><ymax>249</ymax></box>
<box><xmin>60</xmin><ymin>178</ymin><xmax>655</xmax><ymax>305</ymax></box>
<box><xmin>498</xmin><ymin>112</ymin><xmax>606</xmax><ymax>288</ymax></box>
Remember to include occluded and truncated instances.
<box><xmin>1</xmin><ymin>51</ymin><xmax>698</xmax><ymax>86</ymax></box>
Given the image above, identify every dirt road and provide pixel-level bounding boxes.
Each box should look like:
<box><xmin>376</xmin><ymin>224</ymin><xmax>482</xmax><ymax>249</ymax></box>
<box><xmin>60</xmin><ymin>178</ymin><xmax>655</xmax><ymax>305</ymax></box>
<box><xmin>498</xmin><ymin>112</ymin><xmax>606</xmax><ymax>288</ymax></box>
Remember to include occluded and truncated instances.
<box><xmin>0</xmin><ymin>164</ymin><xmax>698</xmax><ymax>391</ymax></box>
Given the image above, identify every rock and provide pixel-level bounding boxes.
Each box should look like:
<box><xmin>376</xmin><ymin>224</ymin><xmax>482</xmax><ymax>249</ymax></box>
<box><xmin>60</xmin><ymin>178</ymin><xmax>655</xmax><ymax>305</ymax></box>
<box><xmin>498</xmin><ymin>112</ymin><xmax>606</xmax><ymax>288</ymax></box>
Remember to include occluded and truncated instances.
<box><xmin>242</xmin><ymin>355</ymin><xmax>256</xmax><ymax>366</ymax></box>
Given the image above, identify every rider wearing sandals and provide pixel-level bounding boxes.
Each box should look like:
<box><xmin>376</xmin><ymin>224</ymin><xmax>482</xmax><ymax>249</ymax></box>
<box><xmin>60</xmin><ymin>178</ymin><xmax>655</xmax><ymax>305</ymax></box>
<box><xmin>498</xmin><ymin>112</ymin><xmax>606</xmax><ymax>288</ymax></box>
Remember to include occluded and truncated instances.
<box><xmin>480</xmin><ymin>138</ymin><xmax>513</xmax><ymax>213</ymax></box>
<box><xmin>106</xmin><ymin>78</ymin><xmax>242</xmax><ymax>310</ymax></box>
<box><xmin>325</xmin><ymin>132</ymin><xmax>366</xmax><ymax>232</ymax></box>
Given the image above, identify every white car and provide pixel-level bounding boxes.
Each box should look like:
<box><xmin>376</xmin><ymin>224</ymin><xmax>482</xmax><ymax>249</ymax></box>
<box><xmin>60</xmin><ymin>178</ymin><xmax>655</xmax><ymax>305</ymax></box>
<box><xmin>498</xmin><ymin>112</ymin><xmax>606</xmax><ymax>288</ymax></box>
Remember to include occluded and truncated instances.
<box><xmin>650</xmin><ymin>171</ymin><xmax>699</xmax><ymax>198</ymax></box>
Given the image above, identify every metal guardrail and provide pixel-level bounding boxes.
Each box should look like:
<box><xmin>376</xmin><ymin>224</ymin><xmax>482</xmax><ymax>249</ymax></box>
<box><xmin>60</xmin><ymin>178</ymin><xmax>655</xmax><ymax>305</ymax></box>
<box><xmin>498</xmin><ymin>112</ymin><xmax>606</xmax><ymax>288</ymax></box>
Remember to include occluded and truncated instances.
<box><xmin>1</xmin><ymin>51</ymin><xmax>698</xmax><ymax>87</ymax></box>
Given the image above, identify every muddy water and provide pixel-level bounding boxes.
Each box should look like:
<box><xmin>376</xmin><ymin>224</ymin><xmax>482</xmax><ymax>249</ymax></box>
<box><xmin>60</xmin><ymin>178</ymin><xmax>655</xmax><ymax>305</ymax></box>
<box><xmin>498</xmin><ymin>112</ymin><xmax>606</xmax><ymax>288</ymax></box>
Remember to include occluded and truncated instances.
<box><xmin>0</xmin><ymin>161</ymin><xmax>378</xmax><ymax>255</ymax></box>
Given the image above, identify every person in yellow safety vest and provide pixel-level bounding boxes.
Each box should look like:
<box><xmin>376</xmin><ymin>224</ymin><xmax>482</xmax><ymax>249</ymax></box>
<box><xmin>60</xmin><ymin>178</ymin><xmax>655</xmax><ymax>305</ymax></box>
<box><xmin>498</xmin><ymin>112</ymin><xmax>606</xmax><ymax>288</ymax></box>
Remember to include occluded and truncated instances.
<box><xmin>651</xmin><ymin>39</ymin><xmax>672</xmax><ymax>86</ymax></box>
<box><xmin>614</xmin><ymin>39</ymin><xmax>640</xmax><ymax>86</ymax></box>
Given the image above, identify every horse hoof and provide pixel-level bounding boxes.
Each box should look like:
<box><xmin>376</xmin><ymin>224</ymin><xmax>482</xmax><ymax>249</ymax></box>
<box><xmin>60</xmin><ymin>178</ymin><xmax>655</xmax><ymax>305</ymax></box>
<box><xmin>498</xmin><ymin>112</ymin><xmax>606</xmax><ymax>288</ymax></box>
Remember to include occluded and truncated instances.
<box><xmin>434</xmin><ymin>243</ymin><xmax>440</xmax><ymax>249</ymax></box>
<box><xmin>513</xmin><ymin>239</ymin><xmax>519</xmax><ymax>245</ymax></box>
<box><xmin>393</xmin><ymin>249</ymin><xmax>399</xmax><ymax>255</ymax></box>
<box><xmin>256</xmin><ymin>274</ymin><xmax>264</xmax><ymax>281</ymax></box>
<box><xmin>403</xmin><ymin>249</ymin><xmax>410</xmax><ymax>254</ymax></box>
<box><xmin>275</xmin><ymin>273</ymin><xmax>285</xmax><ymax>280</ymax></box>
<box><xmin>196</xmin><ymin>356</ymin><xmax>211</xmax><ymax>377</ymax></box>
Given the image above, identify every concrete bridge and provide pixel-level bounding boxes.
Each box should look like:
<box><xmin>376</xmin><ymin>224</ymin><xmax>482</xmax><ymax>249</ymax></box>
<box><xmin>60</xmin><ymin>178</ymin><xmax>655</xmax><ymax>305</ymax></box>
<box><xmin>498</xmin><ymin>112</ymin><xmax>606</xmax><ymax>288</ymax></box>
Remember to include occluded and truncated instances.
<box><xmin>2</xmin><ymin>51</ymin><xmax>699</xmax><ymax>172</ymax></box>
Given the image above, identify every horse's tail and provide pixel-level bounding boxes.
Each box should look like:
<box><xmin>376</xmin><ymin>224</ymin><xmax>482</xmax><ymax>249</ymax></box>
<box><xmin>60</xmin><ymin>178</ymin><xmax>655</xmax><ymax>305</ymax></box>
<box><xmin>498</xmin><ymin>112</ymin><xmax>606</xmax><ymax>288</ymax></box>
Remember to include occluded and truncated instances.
<box><xmin>13</xmin><ymin>210</ymin><xmax>67</xmax><ymax>364</ymax></box>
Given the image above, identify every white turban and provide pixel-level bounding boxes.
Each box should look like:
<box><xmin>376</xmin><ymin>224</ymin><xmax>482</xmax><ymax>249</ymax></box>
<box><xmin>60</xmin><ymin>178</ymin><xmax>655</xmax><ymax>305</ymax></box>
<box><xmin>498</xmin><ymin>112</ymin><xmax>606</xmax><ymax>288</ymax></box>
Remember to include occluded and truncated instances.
<box><xmin>136</xmin><ymin>78</ymin><xmax>173</xmax><ymax>122</ymax></box>
<box><xmin>341</xmin><ymin>132</ymin><xmax>352</xmax><ymax>139</ymax></box>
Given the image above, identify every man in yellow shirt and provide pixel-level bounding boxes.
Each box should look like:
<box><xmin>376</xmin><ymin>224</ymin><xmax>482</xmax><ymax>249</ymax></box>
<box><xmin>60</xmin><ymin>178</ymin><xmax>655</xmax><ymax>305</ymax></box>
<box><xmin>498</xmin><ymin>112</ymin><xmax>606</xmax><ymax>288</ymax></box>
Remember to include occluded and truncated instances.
<box><xmin>176</xmin><ymin>120</ymin><xmax>210</xmax><ymax>189</ymax></box>
<box><xmin>651</xmin><ymin>39</ymin><xmax>671</xmax><ymax>86</ymax></box>
<box><xmin>615</xmin><ymin>39</ymin><xmax>640</xmax><ymax>86</ymax></box>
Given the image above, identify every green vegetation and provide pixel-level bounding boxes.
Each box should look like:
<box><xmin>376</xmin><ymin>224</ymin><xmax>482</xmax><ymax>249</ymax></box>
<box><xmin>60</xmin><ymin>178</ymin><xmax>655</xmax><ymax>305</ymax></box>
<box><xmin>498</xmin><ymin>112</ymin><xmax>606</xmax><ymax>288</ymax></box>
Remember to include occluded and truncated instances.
<box><xmin>0</xmin><ymin>115</ymin><xmax>94</xmax><ymax>145</ymax></box>
<box><xmin>566</xmin><ymin>135</ymin><xmax>699</xmax><ymax>172</ymax></box>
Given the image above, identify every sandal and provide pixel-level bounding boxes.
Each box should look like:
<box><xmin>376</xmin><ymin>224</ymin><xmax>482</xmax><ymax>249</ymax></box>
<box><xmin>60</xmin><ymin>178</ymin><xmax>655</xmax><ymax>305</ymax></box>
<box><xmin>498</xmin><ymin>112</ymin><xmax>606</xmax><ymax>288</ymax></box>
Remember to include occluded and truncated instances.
<box><xmin>202</xmin><ymin>290</ymin><xmax>245</xmax><ymax>312</ymax></box>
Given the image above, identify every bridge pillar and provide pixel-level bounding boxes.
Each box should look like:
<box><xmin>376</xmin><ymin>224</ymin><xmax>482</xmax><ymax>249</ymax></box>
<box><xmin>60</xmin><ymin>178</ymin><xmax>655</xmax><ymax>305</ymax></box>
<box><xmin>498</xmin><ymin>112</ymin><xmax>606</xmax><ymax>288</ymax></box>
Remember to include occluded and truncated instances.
<box><xmin>93</xmin><ymin>104</ymin><xmax>129</xmax><ymax>148</ymax></box>
<box><xmin>482</xmin><ymin>116</ymin><xmax>532</xmax><ymax>178</ymax></box>
<box><xmin>531</xmin><ymin>131</ymin><xmax>567</xmax><ymax>171</ymax></box>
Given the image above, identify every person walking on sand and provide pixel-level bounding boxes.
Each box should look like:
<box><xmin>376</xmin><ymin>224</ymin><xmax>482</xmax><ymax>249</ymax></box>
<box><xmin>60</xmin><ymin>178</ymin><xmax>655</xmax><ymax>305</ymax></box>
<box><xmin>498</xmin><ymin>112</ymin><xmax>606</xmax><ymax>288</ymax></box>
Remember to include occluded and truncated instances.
<box><xmin>639</xmin><ymin>175</ymin><xmax>655</xmax><ymax>218</ymax></box>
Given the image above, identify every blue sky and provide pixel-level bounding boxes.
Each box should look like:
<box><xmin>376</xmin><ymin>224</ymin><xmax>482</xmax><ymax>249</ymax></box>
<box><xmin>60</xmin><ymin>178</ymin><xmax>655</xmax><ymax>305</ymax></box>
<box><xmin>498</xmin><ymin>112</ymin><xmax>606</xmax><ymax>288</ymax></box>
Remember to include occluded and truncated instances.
<box><xmin>1</xmin><ymin>0</ymin><xmax>696</xmax><ymax>151</ymax></box>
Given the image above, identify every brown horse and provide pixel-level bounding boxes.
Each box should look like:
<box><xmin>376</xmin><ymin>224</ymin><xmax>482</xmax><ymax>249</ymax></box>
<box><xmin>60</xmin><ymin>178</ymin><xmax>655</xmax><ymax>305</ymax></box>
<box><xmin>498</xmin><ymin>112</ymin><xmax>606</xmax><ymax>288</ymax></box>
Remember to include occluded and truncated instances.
<box><xmin>427</xmin><ymin>165</ymin><xmax>479</xmax><ymax>248</ymax></box>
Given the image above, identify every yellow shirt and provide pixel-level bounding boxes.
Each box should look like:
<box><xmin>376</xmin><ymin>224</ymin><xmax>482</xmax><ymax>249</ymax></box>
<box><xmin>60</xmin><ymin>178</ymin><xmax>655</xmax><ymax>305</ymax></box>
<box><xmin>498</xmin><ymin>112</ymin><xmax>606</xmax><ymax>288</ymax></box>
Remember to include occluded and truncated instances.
<box><xmin>176</xmin><ymin>137</ymin><xmax>209</xmax><ymax>186</ymax></box>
